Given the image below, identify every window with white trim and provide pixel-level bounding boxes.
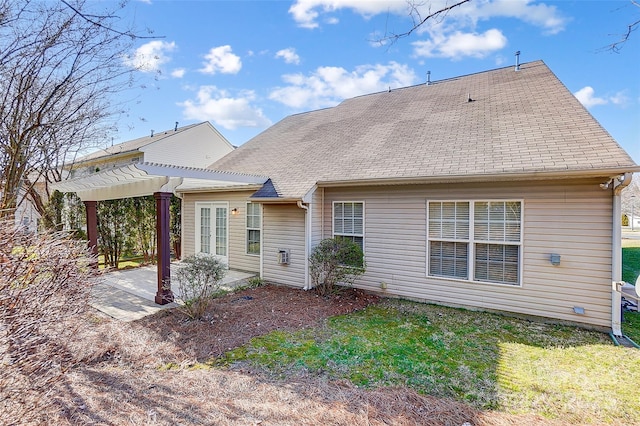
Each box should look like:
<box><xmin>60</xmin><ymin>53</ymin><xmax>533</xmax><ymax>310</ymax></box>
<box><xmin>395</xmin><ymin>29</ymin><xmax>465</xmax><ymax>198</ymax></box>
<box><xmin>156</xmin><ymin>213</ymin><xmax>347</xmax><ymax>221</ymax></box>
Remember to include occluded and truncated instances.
<box><xmin>333</xmin><ymin>201</ymin><xmax>364</xmax><ymax>250</ymax></box>
<box><xmin>427</xmin><ymin>200</ymin><xmax>522</xmax><ymax>286</ymax></box>
<box><xmin>246</xmin><ymin>202</ymin><xmax>261</xmax><ymax>255</ymax></box>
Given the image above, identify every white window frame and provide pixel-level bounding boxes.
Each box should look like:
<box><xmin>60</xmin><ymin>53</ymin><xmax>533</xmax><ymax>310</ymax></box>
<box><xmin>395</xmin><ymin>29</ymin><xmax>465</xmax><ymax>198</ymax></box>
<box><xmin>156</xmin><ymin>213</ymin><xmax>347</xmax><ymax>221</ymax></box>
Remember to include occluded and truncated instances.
<box><xmin>426</xmin><ymin>200</ymin><xmax>523</xmax><ymax>287</ymax></box>
<box><xmin>246</xmin><ymin>202</ymin><xmax>261</xmax><ymax>256</ymax></box>
<box><xmin>332</xmin><ymin>201</ymin><xmax>365</xmax><ymax>252</ymax></box>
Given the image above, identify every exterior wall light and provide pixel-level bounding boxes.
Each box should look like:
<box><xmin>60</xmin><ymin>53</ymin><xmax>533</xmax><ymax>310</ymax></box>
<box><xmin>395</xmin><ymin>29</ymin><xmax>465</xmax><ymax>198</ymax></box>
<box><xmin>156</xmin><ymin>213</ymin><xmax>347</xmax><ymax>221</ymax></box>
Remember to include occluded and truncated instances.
<box><xmin>231</xmin><ymin>208</ymin><xmax>239</xmax><ymax>215</ymax></box>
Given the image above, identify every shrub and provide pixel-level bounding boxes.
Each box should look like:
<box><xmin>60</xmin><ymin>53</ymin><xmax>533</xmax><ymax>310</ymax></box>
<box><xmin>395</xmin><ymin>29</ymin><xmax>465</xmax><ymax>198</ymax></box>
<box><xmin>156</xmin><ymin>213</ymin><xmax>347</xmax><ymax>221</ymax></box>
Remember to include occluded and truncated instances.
<box><xmin>0</xmin><ymin>220</ymin><xmax>97</xmax><ymax>424</ymax></box>
<box><xmin>175</xmin><ymin>253</ymin><xmax>227</xmax><ymax>319</ymax></box>
<box><xmin>309</xmin><ymin>237</ymin><xmax>366</xmax><ymax>296</ymax></box>
<box><xmin>246</xmin><ymin>276</ymin><xmax>265</xmax><ymax>288</ymax></box>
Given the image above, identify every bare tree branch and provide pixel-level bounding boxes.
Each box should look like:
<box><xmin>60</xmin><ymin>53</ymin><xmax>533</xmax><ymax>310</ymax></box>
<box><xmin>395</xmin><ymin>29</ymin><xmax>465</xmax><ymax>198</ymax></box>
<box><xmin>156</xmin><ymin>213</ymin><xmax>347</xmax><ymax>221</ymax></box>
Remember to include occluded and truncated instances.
<box><xmin>0</xmin><ymin>0</ymin><xmax>142</xmax><ymax>225</ymax></box>
<box><xmin>600</xmin><ymin>0</ymin><xmax>639</xmax><ymax>52</ymax></box>
<box><xmin>375</xmin><ymin>0</ymin><xmax>472</xmax><ymax>46</ymax></box>
<box><xmin>60</xmin><ymin>0</ymin><xmax>160</xmax><ymax>40</ymax></box>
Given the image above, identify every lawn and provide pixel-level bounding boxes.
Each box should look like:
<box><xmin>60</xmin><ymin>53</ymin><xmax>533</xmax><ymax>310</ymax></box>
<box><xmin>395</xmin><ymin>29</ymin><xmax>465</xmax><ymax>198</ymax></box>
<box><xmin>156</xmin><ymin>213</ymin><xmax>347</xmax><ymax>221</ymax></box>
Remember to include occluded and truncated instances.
<box><xmin>623</xmin><ymin>238</ymin><xmax>640</xmax><ymax>285</ymax></box>
<box><xmin>622</xmin><ymin>238</ymin><xmax>640</xmax><ymax>343</ymax></box>
<box><xmin>221</xmin><ymin>299</ymin><xmax>640</xmax><ymax>424</ymax></box>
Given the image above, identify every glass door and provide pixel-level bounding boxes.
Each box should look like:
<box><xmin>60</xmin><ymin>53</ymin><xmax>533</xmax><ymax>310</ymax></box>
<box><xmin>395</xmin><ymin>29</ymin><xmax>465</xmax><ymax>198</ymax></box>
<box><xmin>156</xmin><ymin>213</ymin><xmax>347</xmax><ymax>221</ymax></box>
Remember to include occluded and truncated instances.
<box><xmin>195</xmin><ymin>202</ymin><xmax>228</xmax><ymax>264</ymax></box>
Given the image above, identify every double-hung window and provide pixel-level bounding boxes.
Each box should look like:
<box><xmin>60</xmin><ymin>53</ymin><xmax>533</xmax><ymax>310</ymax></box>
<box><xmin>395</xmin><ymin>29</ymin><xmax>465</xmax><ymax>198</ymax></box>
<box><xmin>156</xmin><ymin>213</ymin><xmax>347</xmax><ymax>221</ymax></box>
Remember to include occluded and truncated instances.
<box><xmin>333</xmin><ymin>201</ymin><xmax>364</xmax><ymax>250</ymax></box>
<box><xmin>428</xmin><ymin>200</ymin><xmax>522</xmax><ymax>286</ymax></box>
<box><xmin>246</xmin><ymin>202</ymin><xmax>261</xmax><ymax>255</ymax></box>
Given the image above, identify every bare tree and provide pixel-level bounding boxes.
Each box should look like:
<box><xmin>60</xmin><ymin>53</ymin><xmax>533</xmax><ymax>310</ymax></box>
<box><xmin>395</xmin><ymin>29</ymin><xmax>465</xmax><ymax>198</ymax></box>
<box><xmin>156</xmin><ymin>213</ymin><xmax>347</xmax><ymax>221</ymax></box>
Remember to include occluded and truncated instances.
<box><xmin>0</xmin><ymin>0</ymin><xmax>143</xmax><ymax>226</ymax></box>
<box><xmin>0</xmin><ymin>219</ymin><xmax>97</xmax><ymax>423</ymax></box>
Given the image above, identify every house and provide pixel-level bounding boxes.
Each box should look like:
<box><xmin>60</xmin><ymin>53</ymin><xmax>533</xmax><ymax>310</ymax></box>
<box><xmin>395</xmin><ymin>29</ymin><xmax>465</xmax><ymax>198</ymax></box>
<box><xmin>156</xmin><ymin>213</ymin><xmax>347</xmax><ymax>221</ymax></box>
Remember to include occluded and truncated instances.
<box><xmin>67</xmin><ymin>121</ymin><xmax>234</xmax><ymax>180</ymax></box>
<box><xmin>176</xmin><ymin>60</ymin><xmax>639</xmax><ymax>333</ymax></box>
<box><xmin>55</xmin><ymin>61</ymin><xmax>638</xmax><ymax>333</ymax></box>
<box><xmin>15</xmin><ymin>121</ymin><xmax>234</xmax><ymax>233</ymax></box>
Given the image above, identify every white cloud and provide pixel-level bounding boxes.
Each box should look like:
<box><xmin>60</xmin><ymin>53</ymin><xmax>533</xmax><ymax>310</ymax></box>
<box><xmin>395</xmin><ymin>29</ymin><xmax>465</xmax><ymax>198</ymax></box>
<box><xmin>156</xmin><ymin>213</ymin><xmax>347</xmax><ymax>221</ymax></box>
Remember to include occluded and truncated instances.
<box><xmin>123</xmin><ymin>40</ymin><xmax>176</xmax><ymax>72</ymax></box>
<box><xmin>200</xmin><ymin>45</ymin><xmax>242</xmax><ymax>75</ymax></box>
<box><xmin>574</xmin><ymin>86</ymin><xmax>629</xmax><ymax>109</ymax></box>
<box><xmin>275</xmin><ymin>48</ymin><xmax>301</xmax><ymax>65</ymax></box>
<box><xmin>269</xmin><ymin>62</ymin><xmax>418</xmax><ymax>109</ymax></box>
<box><xmin>171</xmin><ymin>68</ymin><xmax>186</xmax><ymax>78</ymax></box>
<box><xmin>179</xmin><ymin>86</ymin><xmax>271</xmax><ymax>130</ymax></box>
<box><xmin>467</xmin><ymin>0</ymin><xmax>567</xmax><ymax>35</ymax></box>
<box><xmin>610</xmin><ymin>91</ymin><xmax>630</xmax><ymax>106</ymax></box>
<box><xmin>289</xmin><ymin>0</ymin><xmax>566</xmax><ymax>34</ymax></box>
<box><xmin>412</xmin><ymin>29</ymin><xmax>507</xmax><ymax>59</ymax></box>
<box><xmin>289</xmin><ymin>0</ymin><xmax>566</xmax><ymax>61</ymax></box>
<box><xmin>289</xmin><ymin>0</ymin><xmax>405</xmax><ymax>29</ymax></box>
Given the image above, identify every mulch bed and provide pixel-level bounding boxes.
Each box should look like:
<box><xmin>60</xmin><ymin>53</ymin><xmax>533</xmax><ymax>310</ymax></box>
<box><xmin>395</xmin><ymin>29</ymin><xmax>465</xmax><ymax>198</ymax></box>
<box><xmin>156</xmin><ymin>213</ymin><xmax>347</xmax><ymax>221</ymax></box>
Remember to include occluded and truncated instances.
<box><xmin>135</xmin><ymin>283</ymin><xmax>380</xmax><ymax>361</ymax></box>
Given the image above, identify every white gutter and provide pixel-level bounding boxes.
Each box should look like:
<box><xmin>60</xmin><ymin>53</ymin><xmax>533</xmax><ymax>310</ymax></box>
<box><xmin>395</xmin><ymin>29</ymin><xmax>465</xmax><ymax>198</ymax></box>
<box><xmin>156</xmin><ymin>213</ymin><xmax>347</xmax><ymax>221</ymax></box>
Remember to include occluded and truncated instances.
<box><xmin>297</xmin><ymin>199</ymin><xmax>311</xmax><ymax>290</ymax></box>
<box><xmin>611</xmin><ymin>173</ymin><xmax>633</xmax><ymax>336</ymax></box>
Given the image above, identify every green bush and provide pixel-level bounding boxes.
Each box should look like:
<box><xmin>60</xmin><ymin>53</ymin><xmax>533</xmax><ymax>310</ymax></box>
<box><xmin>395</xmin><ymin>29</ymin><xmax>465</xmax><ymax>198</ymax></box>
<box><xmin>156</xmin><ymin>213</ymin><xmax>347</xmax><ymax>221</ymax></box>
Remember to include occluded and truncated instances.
<box><xmin>309</xmin><ymin>237</ymin><xmax>366</xmax><ymax>296</ymax></box>
<box><xmin>175</xmin><ymin>254</ymin><xmax>227</xmax><ymax>319</ymax></box>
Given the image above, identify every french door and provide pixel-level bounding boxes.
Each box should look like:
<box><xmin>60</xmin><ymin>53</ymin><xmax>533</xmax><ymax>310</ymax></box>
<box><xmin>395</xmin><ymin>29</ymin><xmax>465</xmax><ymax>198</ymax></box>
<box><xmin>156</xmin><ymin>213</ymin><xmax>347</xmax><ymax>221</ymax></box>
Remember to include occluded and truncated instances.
<box><xmin>195</xmin><ymin>202</ymin><xmax>228</xmax><ymax>264</ymax></box>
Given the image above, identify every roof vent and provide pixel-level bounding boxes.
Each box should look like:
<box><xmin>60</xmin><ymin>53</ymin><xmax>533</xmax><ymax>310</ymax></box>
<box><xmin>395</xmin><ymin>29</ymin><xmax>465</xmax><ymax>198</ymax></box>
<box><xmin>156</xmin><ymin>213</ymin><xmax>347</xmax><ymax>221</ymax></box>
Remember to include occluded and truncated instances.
<box><xmin>174</xmin><ymin>121</ymin><xmax>179</xmax><ymax>131</ymax></box>
<box><xmin>426</xmin><ymin>70</ymin><xmax>431</xmax><ymax>86</ymax></box>
<box><xmin>150</xmin><ymin>129</ymin><xmax>154</xmax><ymax>137</ymax></box>
<box><xmin>515</xmin><ymin>51</ymin><xmax>521</xmax><ymax>71</ymax></box>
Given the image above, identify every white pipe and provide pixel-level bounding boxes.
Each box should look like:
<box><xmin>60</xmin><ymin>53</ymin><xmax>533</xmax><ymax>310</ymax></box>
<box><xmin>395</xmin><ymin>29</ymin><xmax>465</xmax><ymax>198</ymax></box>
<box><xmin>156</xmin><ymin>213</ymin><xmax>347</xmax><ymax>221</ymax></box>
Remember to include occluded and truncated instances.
<box><xmin>611</xmin><ymin>173</ymin><xmax>633</xmax><ymax>336</ymax></box>
<box><xmin>297</xmin><ymin>200</ymin><xmax>311</xmax><ymax>290</ymax></box>
<box><xmin>612</xmin><ymin>189</ymin><xmax>623</xmax><ymax>336</ymax></box>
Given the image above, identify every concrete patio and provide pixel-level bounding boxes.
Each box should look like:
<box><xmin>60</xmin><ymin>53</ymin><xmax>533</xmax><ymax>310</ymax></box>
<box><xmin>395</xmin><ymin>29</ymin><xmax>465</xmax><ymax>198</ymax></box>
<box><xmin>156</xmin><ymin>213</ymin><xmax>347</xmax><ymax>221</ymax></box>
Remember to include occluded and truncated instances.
<box><xmin>90</xmin><ymin>264</ymin><xmax>255</xmax><ymax>321</ymax></box>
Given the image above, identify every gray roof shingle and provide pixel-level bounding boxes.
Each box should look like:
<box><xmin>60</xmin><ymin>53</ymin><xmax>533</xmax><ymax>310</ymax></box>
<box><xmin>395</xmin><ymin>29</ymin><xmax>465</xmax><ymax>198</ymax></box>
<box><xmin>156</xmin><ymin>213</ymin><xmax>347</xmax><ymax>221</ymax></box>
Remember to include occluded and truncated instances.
<box><xmin>209</xmin><ymin>61</ymin><xmax>638</xmax><ymax>199</ymax></box>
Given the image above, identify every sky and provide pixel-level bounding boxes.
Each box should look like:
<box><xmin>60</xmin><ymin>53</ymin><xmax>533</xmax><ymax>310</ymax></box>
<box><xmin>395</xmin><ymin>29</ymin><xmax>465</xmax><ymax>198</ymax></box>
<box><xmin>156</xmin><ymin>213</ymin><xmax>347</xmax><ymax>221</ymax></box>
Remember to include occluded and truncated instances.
<box><xmin>107</xmin><ymin>0</ymin><xmax>639</xmax><ymax>163</ymax></box>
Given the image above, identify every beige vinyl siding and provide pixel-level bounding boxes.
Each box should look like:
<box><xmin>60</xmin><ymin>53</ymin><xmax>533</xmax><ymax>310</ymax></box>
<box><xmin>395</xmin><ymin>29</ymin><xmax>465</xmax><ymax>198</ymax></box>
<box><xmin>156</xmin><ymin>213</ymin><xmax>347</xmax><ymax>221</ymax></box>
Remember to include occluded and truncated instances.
<box><xmin>310</xmin><ymin>188</ymin><xmax>324</xmax><ymax>248</ymax></box>
<box><xmin>262</xmin><ymin>204</ymin><xmax>306</xmax><ymax>288</ymax></box>
<box><xmin>321</xmin><ymin>179</ymin><xmax>613</xmax><ymax>328</ymax></box>
<box><xmin>182</xmin><ymin>191</ymin><xmax>260</xmax><ymax>273</ymax></box>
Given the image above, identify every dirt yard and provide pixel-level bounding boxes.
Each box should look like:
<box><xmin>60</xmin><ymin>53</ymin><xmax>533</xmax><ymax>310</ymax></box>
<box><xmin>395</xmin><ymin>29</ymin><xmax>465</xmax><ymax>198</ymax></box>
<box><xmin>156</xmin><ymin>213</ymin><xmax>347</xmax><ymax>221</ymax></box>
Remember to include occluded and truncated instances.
<box><xmin>42</xmin><ymin>284</ymin><xmax>573</xmax><ymax>425</ymax></box>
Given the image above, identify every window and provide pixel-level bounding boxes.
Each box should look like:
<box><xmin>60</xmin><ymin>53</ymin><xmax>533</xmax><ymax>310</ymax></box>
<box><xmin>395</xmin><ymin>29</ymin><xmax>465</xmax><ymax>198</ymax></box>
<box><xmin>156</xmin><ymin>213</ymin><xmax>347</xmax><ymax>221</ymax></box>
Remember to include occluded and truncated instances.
<box><xmin>246</xmin><ymin>202</ymin><xmax>261</xmax><ymax>255</ymax></box>
<box><xmin>333</xmin><ymin>201</ymin><xmax>364</xmax><ymax>250</ymax></box>
<box><xmin>427</xmin><ymin>200</ymin><xmax>522</xmax><ymax>286</ymax></box>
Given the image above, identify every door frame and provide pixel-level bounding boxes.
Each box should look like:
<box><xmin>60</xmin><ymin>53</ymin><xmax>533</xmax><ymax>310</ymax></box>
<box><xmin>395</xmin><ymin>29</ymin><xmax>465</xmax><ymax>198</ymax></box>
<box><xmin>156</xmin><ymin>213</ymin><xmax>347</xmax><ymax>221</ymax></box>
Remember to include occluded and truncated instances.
<box><xmin>194</xmin><ymin>201</ymin><xmax>229</xmax><ymax>264</ymax></box>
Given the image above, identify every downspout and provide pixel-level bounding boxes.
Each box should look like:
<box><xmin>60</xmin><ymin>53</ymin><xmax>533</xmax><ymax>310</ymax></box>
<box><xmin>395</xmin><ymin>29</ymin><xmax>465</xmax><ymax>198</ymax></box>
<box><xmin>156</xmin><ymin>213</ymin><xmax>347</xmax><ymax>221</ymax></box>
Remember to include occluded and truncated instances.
<box><xmin>297</xmin><ymin>200</ymin><xmax>311</xmax><ymax>290</ymax></box>
<box><xmin>611</xmin><ymin>173</ymin><xmax>633</xmax><ymax>336</ymax></box>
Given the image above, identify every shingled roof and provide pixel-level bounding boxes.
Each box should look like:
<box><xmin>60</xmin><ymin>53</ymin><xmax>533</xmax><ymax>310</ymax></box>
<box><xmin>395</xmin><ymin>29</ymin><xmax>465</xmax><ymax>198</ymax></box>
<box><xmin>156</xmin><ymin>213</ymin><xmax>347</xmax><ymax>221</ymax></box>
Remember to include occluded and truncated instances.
<box><xmin>208</xmin><ymin>61</ymin><xmax>638</xmax><ymax>200</ymax></box>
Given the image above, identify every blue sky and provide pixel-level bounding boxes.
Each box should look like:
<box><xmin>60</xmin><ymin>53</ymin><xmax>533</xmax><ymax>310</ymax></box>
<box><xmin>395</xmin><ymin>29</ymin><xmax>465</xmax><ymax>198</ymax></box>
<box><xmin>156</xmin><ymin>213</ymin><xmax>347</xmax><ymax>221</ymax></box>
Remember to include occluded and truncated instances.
<box><xmin>111</xmin><ymin>0</ymin><xmax>639</xmax><ymax>163</ymax></box>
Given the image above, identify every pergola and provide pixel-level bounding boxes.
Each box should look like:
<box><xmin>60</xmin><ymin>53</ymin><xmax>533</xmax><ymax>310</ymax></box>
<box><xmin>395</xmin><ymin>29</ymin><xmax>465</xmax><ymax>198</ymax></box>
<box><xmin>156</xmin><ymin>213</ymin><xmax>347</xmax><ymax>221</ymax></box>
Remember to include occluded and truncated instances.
<box><xmin>54</xmin><ymin>162</ymin><xmax>267</xmax><ymax>304</ymax></box>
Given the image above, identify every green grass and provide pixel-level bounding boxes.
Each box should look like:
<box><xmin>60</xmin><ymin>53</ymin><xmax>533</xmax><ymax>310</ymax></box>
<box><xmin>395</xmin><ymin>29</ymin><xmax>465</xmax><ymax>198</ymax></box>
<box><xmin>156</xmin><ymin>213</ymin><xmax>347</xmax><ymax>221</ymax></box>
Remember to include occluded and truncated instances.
<box><xmin>97</xmin><ymin>255</ymin><xmax>144</xmax><ymax>270</ymax></box>
<box><xmin>219</xmin><ymin>300</ymin><xmax>640</xmax><ymax>423</ymax></box>
<box><xmin>624</xmin><ymin>311</ymin><xmax>640</xmax><ymax>344</ymax></box>
<box><xmin>622</xmin><ymin>239</ymin><xmax>640</xmax><ymax>285</ymax></box>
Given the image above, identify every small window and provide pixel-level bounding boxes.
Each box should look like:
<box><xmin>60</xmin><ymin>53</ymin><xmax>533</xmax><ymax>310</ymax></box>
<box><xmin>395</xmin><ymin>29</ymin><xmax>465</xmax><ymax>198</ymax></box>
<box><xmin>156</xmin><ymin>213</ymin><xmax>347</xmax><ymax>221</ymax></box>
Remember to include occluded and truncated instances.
<box><xmin>333</xmin><ymin>201</ymin><xmax>364</xmax><ymax>250</ymax></box>
<box><xmin>246</xmin><ymin>202</ymin><xmax>261</xmax><ymax>255</ymax></box>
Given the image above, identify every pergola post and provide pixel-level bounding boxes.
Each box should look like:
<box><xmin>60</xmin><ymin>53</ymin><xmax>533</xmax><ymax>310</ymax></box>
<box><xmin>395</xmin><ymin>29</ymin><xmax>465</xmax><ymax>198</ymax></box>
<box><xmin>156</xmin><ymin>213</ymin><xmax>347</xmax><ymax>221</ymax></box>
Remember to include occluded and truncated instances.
<box><xmin>154</xmin><ymin>192</ymin><xmax>174</xmax><ymax>304</ymax></box>
<box><xmin>83</xmin><ymin>201</ymin><xmax>99</xmax><ymax>261</ymax></box>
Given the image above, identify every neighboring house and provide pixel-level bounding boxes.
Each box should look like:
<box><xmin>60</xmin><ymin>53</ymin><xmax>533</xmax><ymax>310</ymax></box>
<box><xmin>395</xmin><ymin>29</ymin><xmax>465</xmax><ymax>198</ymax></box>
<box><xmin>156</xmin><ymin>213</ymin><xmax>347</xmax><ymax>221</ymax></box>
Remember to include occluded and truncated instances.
<box><xmin>13</xmin><ymin>121</ymin><xmax>234</xmax><ymax>232</ymax></box>
<box><xmin>177</xmin><ymin>61</ymin><xmax>639</xmax><ymax>333</ymax></box>
<box><xmin>68</xmin><ymin>121</ymin><xmax>234</xmax><ymax>178</ymax></box>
